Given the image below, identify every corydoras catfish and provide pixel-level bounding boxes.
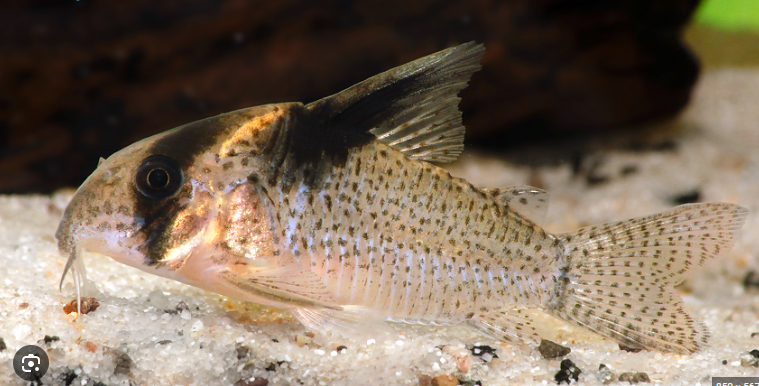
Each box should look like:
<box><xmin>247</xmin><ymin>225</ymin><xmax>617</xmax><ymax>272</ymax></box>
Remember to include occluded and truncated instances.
<box><xmin>56</xmin><ymin>42</ymin><xmax>748</xmax><ymax>354</ymax></box>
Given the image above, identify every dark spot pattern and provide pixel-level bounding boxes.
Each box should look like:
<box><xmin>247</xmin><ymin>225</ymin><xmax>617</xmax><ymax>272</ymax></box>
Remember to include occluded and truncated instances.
<box><xmin>267</xmin><ymin>140</ymin><xmax>562</xmax><ymax>326</ymax></box>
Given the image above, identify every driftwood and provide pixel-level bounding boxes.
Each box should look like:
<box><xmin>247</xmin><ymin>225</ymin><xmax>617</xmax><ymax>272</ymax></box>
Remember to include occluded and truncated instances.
<box><xmin>0</xmin><ymin>0</ymin><xmax>700</xmax><ymax>192</ymax></box>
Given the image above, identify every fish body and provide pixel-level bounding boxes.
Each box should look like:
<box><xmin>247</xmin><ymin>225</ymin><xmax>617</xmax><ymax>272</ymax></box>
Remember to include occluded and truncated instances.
<box><xmin>56</xmin><ymin>42</ymin><xmax>748</xmax><ymax>354</ymax></box>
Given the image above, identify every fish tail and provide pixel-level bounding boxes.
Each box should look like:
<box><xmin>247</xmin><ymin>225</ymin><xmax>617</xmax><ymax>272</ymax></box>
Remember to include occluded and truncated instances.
<box><xmin>545</xmin><ymin>203</ymin><xmax>748</xmax><ymax>353</ymax></box>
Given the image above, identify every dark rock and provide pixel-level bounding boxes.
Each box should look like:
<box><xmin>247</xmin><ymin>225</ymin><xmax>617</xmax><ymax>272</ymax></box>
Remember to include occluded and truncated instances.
<box><xmin>741</xmin><ymin>352</ymin><xmax>759</xmax><ymax>367</ymax></box>
<box><xmin>156</xmin><ymin>340</ymin><xmax>172</xmax><ymax>345</ymax></box>
<box><xmin>44</xmin><ymin>335</ymin><xmax>60</xmax><ymax>344</ymax></box>
<box><xmin>470</xmin><ymin>344</ymin><xmax>498</xmax><ymax>360</ymax></box>
<box><xmin>742</xmin><ymin>349</ymin><xmax>759</xmax><ymax>367</ymax></box>
<box><xmin>164</xmin><ymin>300</ymin><xmax>191</xmax><ymax>315</ymax></box>
<box><xmin>1</xmin><ymin>0</ymin><xmax>701</xmax><ymax>193</ymax></box>
<box><xmin>236</xmin><ymin>344</ymin><xmax>250</xmax><ymax>360</ymax></box>
<box><xmin>743</xmin><ymin>271</ymin><xmax>759</xmax><ymax>291</ymax></box>
<box><xmin>618</xmin><ymin>372</ymin><xmax>651</xmax><ymax>383</ymax></box>
<box><xmin>0</xmin><ymin>337</ymin><xmax>6</xmax><ymax>351</ymax></box>
<box><xmin>265</xmin><ymin>361</ymin><xmax>286</xmax><ymax>371</ymax></box>
<box><xmin>60</xmin><ymin>368</ymin><xmax>78</xmax><ymax>386</ymax></box>
<box><xmin>596</xmin><ymin>364</ymin><xmax>614</xmax><ymax>383</ymax></box>
<box><xmin>336</xmin><ymin>345</ymin><xmax>348</xmax><ymax>353</ymax></box>
<box><xmin>620</xmin><ymin>165</ymin><xmax>638</xmax><ymax>176</ymax></box>
<box><xmin>555</xmin><ymin>359</ymin><xmax>581</xmax><ymax>384</ymax></box>
<box><xmin>586</xmin><ymin>174</ymin><xmax>610</xmax><ymax>186</ymax></box>
<box><xmin>105</xmin><ymin>347</ymin><xmax>134</xmax><ymax>376</ymax></box>
<box><xmin>619</xmin><ymin>344</ymin><xmax>644</xmax><ymax>353</ymax></box>
<box><xmin>235</xmin><ymin>378</ymin><xmax>268</xmax><ymax>386</ymax></box>
<box><xmin>537</xmin><ymin>339</ymin><xmax>571</xmax><ymax>359</ymax></box>
<box><xmin>671</xmin><ymin>190</ymin><xmax>701</xmax><ymax>205</ymax></box>
<box><xmin>175</xmin><ymin>300</ymin><xmax>190</xmax><ymax>313</ymax></box>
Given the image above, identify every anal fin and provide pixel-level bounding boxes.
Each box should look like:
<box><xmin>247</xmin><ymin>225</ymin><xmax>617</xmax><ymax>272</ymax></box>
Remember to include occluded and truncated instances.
<box><xmin>467</xmin><ymin>308</ymin><xmax>546</xmax><ymax>346</ymax></box>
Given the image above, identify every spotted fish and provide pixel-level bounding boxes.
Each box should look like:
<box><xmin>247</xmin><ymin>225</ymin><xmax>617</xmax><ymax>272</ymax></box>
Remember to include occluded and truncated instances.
<box><xmin>56</xmin><ymin>42</ymin><xmax>748</xmax><ymax>353</ymax></box>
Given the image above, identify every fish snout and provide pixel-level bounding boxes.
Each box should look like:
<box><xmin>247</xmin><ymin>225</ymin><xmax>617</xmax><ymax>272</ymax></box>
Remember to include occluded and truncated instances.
<box><xmin>55</xmin><ymin>190</ymin><xmax>91</xmax><ymax>257</ymax></box>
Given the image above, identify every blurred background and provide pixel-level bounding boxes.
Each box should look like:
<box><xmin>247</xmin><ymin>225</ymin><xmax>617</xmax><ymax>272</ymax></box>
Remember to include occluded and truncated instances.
<box><xmin>1</xmin><ymin>0</ymin><xmax>758</xmax><ymax>193</ymax></box>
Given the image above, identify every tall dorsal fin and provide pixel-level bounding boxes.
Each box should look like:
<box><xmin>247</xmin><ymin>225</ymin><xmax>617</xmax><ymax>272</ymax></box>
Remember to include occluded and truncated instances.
<box><xmin>305</xmin><ymin>42</ymin><xmax>484</xmax><ymax>163</ymax></box>
<box><xmin>483</xmin><ymin>186</ymin><xmax>550</xmax><ymax>224</ymax></box>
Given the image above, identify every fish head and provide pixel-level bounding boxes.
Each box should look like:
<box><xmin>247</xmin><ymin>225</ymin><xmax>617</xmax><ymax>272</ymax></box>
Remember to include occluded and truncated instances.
<box><xmin>56</xmin><ymin>103</ymin><xmax>296</xmax><ymax>287</ymax></box>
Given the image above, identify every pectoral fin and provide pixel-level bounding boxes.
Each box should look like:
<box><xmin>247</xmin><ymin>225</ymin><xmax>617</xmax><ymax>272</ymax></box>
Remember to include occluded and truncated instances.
<box><xmin>216</xmin><ymin>265</ymin><xmax>342</xmax><ymax>310</ymax></box>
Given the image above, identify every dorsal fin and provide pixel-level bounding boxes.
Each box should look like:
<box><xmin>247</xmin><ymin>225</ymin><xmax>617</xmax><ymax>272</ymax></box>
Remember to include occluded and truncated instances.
<box><xmin>305</xmin><ymin>42</ymin><xmax>484</xmax><ymax>163</ymax></box>
<box><xmin>484</xmin><ymin>186</ymin><xmax>550</xmax><ymax>224</ymax></box>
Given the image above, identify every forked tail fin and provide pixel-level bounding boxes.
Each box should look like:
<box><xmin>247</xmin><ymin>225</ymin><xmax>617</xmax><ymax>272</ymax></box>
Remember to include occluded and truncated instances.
<box><xmin>546</xmin><ymin>203</ymin><xmax>748</xmax><ymax>353</ymax></box>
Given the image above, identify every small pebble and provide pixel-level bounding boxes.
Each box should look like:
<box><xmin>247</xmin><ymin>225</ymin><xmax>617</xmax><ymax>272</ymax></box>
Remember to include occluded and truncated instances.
<box><xmin>236</xmin><ymin>345</ymin><xmax>250</xmax><ymax>360</ymax></box>
<box><xmin>596</xmin><ymin>364</ymin><xmax>614</xmax><ymax>384</ymax></box>
<box><xmin>63</xmin><ymin>297</ymin><xmax>100</xmax><ymax>315</ymax></box>
<box><xmin>670</xmin><ymin>189</ymin><xmax>701</xmax><ymax>205</ymax></box>
<box><xmin>83</xmin><ymin>341</ymin><xmax>98</xmax><ymax>353</ymax></box>
<box><xmin>618</xmin><ymin>344</ymin><xmax>643</xmax><ymax>353</ymax></box>
<box><xmin>618</xmin><ymin>372</ymin><xmax>651</xmax><ymax>383</ymax></box>
<box><xmin>60</xmin><ymin>368</ymin><xmax>78</xmax><ymax>384</ymax></box>
<box><xmin>18</xmin><ymin>302</ymin><xmax>29</xmax><ymax>309</ymax></box>
<box><xmin>44</xmin><ymin>335</ymin><xmax>60</xmax><ymax>344</ymax></box>
<box><xmin>431</xmin><ymin>374</ymin><xmax>457</xmax><ymax>386</ymax></box>
<box><xmin>105</xmin><ymin>347</ymin><xmax>134</xmax><ymax>376</ymax></box>
<box><xmin>745</xmin><ymin>270</ymin><xmax>759</xmax><ymax>286</ymax></box>
<box><xmin>620</xmin><ymin>165</ymin><xmax>638</xmax><ymax>176</ymax></box>
<box><xmin>470</xmin><ymin>344</ymin><xmax>498</xmax><ymax>361</ymax></box>
<box><xmin>0</xmin><ymin>337</ymin><xmax>6</xmax><ymax>351</ymax></box>
<box><xmin>235</xmin><ymin>377</ymin><xmax>269</xmax><ymax>386</ymax></box>
<box><xmin>175</xmin><ymin>300</ymin><xmax>190</xmax><ymax>313</ymax></box>
<box><xmin>538</xmin><ymin>339</ymin><xmax>571</xmax><ymax>359</ymax></box>
<box><xmin>442</xmin><ymin>345</ymin><xmax>472</xmax><ymax>372</ymax></box>
<box><xmin>739</xmin><ymin>349</ymin><xmax>759</xmax><ymax>367</ymax></box>
<box><xmin>336</xmin><ymin>345</ymin><xmax>348</xmax><ymax>353</ymax></box>
<box><xmin>555</xmin><ymin>359</ymin><xmax>582</xmax><ymax>384</ymax></box>
<box><xmin>295</xmin><ymin>333</ymin><xmax>312</xmax><ymax>347</ymax></box>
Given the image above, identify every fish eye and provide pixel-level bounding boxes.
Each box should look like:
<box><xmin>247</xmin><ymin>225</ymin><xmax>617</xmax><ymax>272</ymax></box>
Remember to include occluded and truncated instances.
<box><xmin>135</xmin><ymin>155</ymin><xmax>183</xmax><ymax>200</ymax></box>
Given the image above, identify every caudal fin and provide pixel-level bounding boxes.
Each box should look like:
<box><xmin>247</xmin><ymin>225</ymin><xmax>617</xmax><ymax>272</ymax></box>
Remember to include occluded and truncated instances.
<box><xmin>546</xmin><ymin>203</ymin><xmax>748</xmax><ymax>353</ymax></box>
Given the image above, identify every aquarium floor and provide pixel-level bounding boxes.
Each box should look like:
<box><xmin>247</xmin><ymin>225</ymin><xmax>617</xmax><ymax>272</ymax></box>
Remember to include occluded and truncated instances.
<box><xmin>2</xmin><ymin>69</ymin><xmax>759</xmax><ymax>385</ymax></box>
